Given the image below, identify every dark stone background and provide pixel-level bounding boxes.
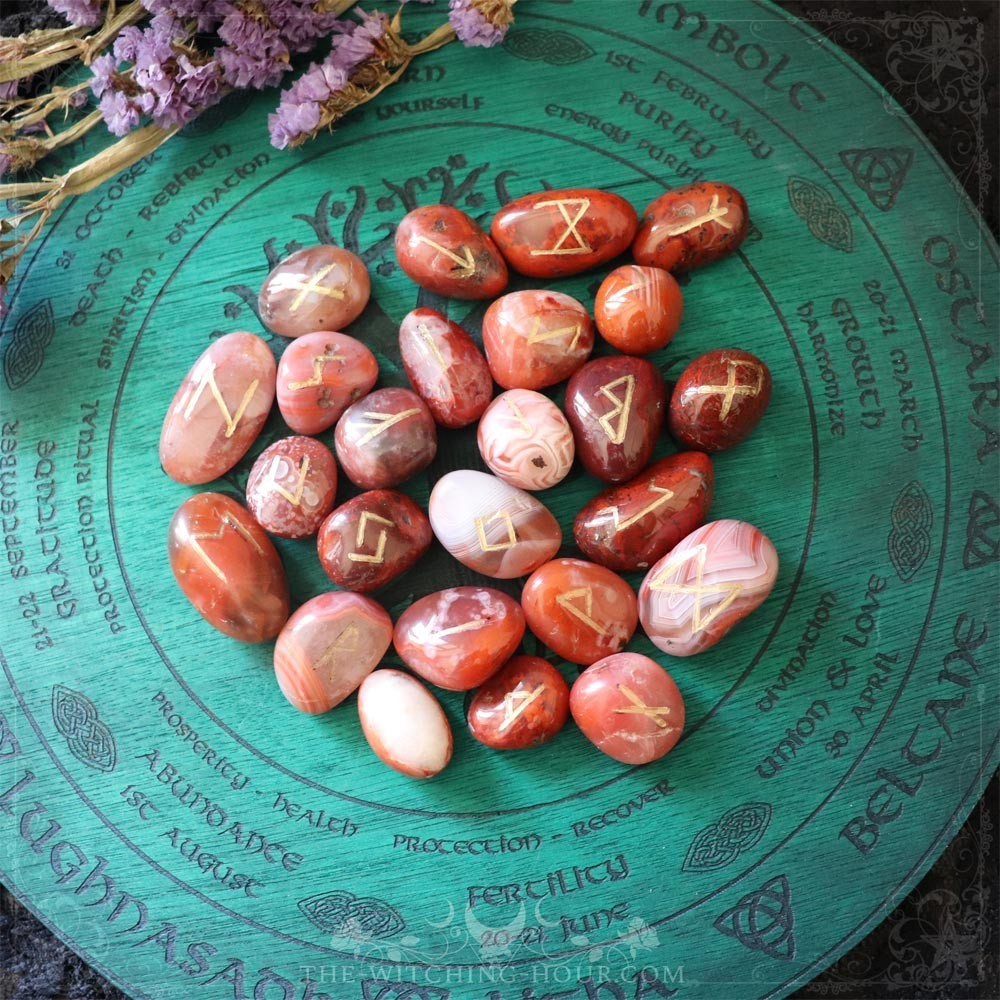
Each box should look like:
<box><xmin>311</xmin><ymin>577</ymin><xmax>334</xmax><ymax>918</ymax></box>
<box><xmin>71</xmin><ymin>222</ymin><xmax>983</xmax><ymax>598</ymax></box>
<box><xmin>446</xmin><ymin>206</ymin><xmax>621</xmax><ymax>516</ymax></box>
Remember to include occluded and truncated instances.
<box><xmin>0</xmin><ymin>1</ymin><xmax>997</xmax><ymax>997</ymax></box>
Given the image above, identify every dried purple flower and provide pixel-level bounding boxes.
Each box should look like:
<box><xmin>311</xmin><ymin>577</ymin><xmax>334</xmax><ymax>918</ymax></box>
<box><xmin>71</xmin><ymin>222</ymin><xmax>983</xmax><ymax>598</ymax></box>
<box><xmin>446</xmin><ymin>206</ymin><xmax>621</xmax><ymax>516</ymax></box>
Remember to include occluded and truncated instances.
<box><xmin>47</xmin><ymin>0</ymin><xmax>104</xmax><ymax>28</ymax></box>
<box><xmin>448</xmin><ymin>0</ymin><xmax>513</xmax><ymax>47</ymax></box>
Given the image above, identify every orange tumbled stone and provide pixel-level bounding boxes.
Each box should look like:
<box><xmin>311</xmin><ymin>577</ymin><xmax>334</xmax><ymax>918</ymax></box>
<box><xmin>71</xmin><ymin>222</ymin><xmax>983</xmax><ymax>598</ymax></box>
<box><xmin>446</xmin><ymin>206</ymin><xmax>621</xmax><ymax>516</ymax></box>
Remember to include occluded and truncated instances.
<box><xmin>168</xmin><ymin>493</ymin><xmax>289</xmax><ymax>642</ymax></box>
<box><xmin>521</xmin><ymin>558</ymin><xmax>638</xmax><ymax>666</ymax></box>
<box><xmin>594</xmin><ymin>265</ymin><xmax>684</xmax><ymax>355</ymax></box>
<box><xmin>273</xmin><ymin>592</ymin><xmax>392</xmax><ymax>714</ymax></box>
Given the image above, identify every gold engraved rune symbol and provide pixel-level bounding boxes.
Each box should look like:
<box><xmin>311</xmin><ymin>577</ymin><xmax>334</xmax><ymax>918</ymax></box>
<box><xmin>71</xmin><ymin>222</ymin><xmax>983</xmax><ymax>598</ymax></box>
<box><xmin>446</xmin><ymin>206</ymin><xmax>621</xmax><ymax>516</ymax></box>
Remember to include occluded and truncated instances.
<box><xmin>661</xmin><ymin>193</ymin><xmax>734</xmax><ymax>238</ymax></box>
<box><xmin>498</xmin><ymin>685</ymin><xmax>546</xmax><ymax>733</ymax></box>
<box><xmin>648</xmin><ymin>543</ymin><xmax>742</xmax><ymax>633</ymax></box>
<box><xmin>475</xmin><ymin>510</ymin><xmax>518</xmax><ymax>552</ymax></box>
<box><xmin>599</xmin><ymin>484</ymin><xmax>675</xmax><ymax>533</ymax></box>
<box><xmin>416</xmin><ymin>323</ymin><xmax>448</xmax><ymax>369</ymax></box>
<box><xmin>189</xmin><ymin>512</ymin><xmax>263</xmax><ymax>583</ymax></box>
<box><xmin>526</xmin><ymin>316</ymin><xmax>583</xmax><ymax>351</ymax></box>
<box><xmin>596</xmin><ymin>374</ymin><xmax>635</xmax><ymax>445</ymax></box>
<box><xmin>287</xmin><ymin>263</ymin><xmax>347</xmax><ymax>312</ymax></box>
<box><xmin>182</xmin><ymin>360</ymin><xmax>258</xmax><ymax>439</ymax></box>
<box><xmin>556</xmin><ymin>588</ymin><xmax>608</xmax><ymax>636</ymax></box>
<box><xmin>611</xmin><ymin>270</ymin><xmax>649</xmax><ymax>301</ymax></box>
<box><xmin>502</xmin><ymin>396</ymin><xmax>533</xmax><ymax>437</ymax></box>
<box><xmin>287</xmin><ymin>352</ymin><xmax>343</xmax><ymax>391</ymax></box>
<box><xmin>355</xmin><ymin>409</ymin><xmax>421</xmax><ymax>447</ymax></box>
<box><xmin>347</xmin><ymin>511</ymin><xmax>395</xmax><ymax>564</ymax></box>
<box><xmin>530</xmin><ymin>197</ymin><xmax>592</xmax><ymax>256</ymax></box>
<box><xmin>264</xmin><ymin>454</ymin><xmax>310</xmax><ymax>506</ymax></box>
<box><xmin>691</xmin><ymin>359</ymin><xmax>764</xmax><ymax>421</ymax></box>
<box><xmin>408</xmin><ymin>615</ymin><xmax>487</xmax><ymax>646</ymax></box>
<box><xmin>414</xmin><ymin>236</ymin><xmax>476</xmax><ymax>277</ymax></box>
<box><xmin>613</xmin><ymin>684</ymin><xmax>673</xmax><ymax>729</ymax></box>
<box><xmin>314</xmin><ymin>625</ymin><xmax>362</xmax><ymax>673</ymax></box>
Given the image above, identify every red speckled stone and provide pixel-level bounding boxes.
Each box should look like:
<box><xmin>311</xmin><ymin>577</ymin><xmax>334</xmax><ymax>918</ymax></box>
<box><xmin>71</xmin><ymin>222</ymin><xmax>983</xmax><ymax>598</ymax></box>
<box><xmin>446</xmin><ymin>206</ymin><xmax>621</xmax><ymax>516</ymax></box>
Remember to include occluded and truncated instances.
<box><xmin>668</xmin><ymin>348</ymin><xmax>772</xmax><ymax>451</ymax></box>
<box><xmin>399</xmin><ymin>308</ymin><xmax>493</xmax><ymax>428</ymax></box>
<box><xmin>571</xmin><ymin>652</ymin><xmax>685</xmax><ymax>764</ymax></box>
<box><xmin>394</xmin><ymin>204</ymin><xmax>508</xmax><ymax>300</ymax></box>
<box><xmin>273</xmin><ymin>592</ymin><xmax>392</xmax><ymax>714</ymax></box>
<box><xmin>632</xmin><ymin>181</ymin><xmax>749</xmax><ymax>273</ymax></box>
<box><xmin>394</xmin><ymin>586</ymin><xmax>526</xmax><ymax>691</ymax></box>
<box><xmin>258</xmin><ymin>244</ymin><xmax>370</xmax><ymax>337</ymax></box>
<box><xmin>490</xmin><ymin>188</ymin><xmax>638</xmax><ymax>279</ymax></box>
<box><xmin>521</xmin><ymin>558</ymin><xmax>637</xmax><ymax>666</ymax></box>
<box><xmin>467</xmin><ymin>655</ymin><xmax>570</xmax><ymax>750</ymax></box>
<box><xmin>638</xmin><ymin>519</ymin><xmax>779</xmax><ymax>657</ymax></box>
<box><xmin>168</xmin><ymin>493</ymin><xmax>289</xmax><ymax>643</ymax></box>
<box><xmin>564</xmin><ymin>356</ymin><xmax>666</xmax><ymax>483</ymax></box>
<box><xmin>482</xmin><ymin>290</ymin><xmax>594</xmax><ymax>390</ymax></box>
<box><xmin>317</xmin><ymin>490</ymin><xmax>432</xmax><ymax>592</ymax></box>
<box><xmin>160</xmin><ymin>332</ymin><xmax>275</xmax><ymax>486</ymax></box>
<box><xmin>245</xmin><ymin>436</ymin><xmax>337</xmax><ymax>539</ymax></box>
<box><xmin>334</xmin><ymin>388</ymin><xmax>437</xmax><ymax>489</ymax></box>
<box><xmin>594</xmin><ymin>265</ymin><xmax>684</xmax><ymax>355</ymax></box>
<box><xmin>275</xmin><ymin>332</ymin><xmax>378</xmax><ymax>436</ymax></box>
<box><xmin>574</xmin><ymin>453</ymin><xmax>714</xmax><ymax>572</ymax></box>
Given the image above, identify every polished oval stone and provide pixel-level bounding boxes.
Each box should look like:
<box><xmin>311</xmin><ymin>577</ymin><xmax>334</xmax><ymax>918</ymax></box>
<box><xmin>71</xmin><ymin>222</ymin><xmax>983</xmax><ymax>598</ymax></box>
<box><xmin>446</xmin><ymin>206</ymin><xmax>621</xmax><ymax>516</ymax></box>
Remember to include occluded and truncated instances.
<box><xmin>467</xmin><ymin>655</ymin><xmax>570</xmax><ymax>750</ymax></box>
<box><xmin>638</xmin><ymin>519</ymin><xmax>779</xmax><ymax>656</ymax></box>
<box><xmin>574</xmin><ymin>452</ymin><xmax>715</xmax><ymax>571</ymax></box>
<box><xmin>358</xmin><ymin>669</ymin><xmax>453</xmax><ymax>778</ymax></box>
<box><xmin>245</xmin><ymin>436</ymin><xmax>337</xmax><ymax>539</ymax></box>
<box><xmin>477</xmin><ymin>389</ymin><xmax>575</xmax><ymax>491</ymax></box>
<box><xmin>317</xmin><ymin>490</ymin><xmax>432</xmax><ymax>592</ymax></box>
<box><xmin>490</xmin><ymin>187</ymin><xmax>638</xmax><ymax>279</ymax></box>
<box><xmin>632</xmin><ymin>181</ymin><xmax>749</xmax><ymax>272</ymax></box>
<box><xmin>521</xmin><ymin>558</ymin><xmax>637</xmax><ymax>666</ymax></box>
<box><xmin>594</xmin><ymin>265</ymin><xmax>684</xmax><ymax>355</ymax></box>
<box><xmin>273</xmin><ymin>592</ymin><xmax>392</xmax><ymax>714</ymax></box>
<box><xmin>428</xmin><ymin>470</ymin><xmax>562</xmax><ymax>579</ymax></box>
<box><xmin>334</xmin><ymin>388</ymin><xmax>437</xmax><ymax>489</ymax></box>
<box><xmin>399</xmin><ymin>308</ymin><xmax>493</xmax><ymax>428</ymax></box>
<box><xmin>394</xmin><ymin>586</ymin><xmax>525</xmax><ymax>691</ymax></box>
<box><xmin>275</xmin><ymin>331</ymin><xmax>378</xmax><ymax>436</ymax></box>
<box><xmin>482</xmin><ymin>290</ymin><xmax>594</xmax><ymax>390</ymax></box>
<box><xmin>168</xmin><ymin>492</ymin><xmax>289</xmax><ymax>643</ymax></box>
<box><xmin>564</xmin><ymin>355</ymin><xmax>666</xmax><ymax>483</ymax></box>
<box><xmin>570</xmin><ymin>652</ymin><xmax>685</xmax><ymax>765</ymax></box>
<box><xmin>668</xmin><ymin>347</ymin><xmax>772</xmax><ymax>451</ymax></box>
<box><xmin>258</xmin><ymin>244</ymin><xmax>370</xmax><ymax>337</ymax></box>
<box><xmin>394</xmin><ymin>204</ymin><xmax>508</xmax><ymax>300</ymax></box>
<box><xmin>160</xmin><ymin>332</ymin><xmax>275</xmax><ymax>486</ymax></box>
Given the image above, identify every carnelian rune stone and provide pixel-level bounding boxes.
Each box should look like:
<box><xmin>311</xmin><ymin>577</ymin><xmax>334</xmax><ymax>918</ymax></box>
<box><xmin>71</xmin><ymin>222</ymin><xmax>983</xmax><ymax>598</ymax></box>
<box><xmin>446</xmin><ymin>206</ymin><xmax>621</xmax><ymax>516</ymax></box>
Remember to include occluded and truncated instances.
<box><xmin>467</xmin><ymin>655</ymin><xmax>570</xmax><ymax>750</ymax></box>
<box><xmin>595</xmin><ymin>265</ymin><xmax>684</xmax><ymax>355</ymax></box>
<box><xmin>570</xmin><ymin>652</ymin><xmax>685</xmax><ymax>765</ymax></box>
<box><xmin>168</xmin><ymin>492</ymin><xmax>289</xmax><ymax>643</ymax></box>
<box><xmin>565</xmin><ymin>355</ymin><xmax>666</xmax><ymax>483</ymax></box>
<box><xmin>160</xmin><ymin>332</ymin><xmax>275</xmax><ymax>486</ymax></box>
<box><xmin>574</xmin><ymin>452</ymin><xmax>714</xmax><ymax>572</ymax></box>
<box><xmin>245</xmin><ymin>436</ymin><xmax>337</xmax><ymax>539</ymax></box>
<box><xmin>490</xmin><ymin>187</ymin><xmax>638</xmax><ymax>279</ymax></box>
<box><xmin>394</xmin><ymin>204</ymin><xmax>508</xmax><ymax>300</ymax></box>
<box><xmin>276</xmin><ymin>331</ymin><xmax>378</xmax><ymax>436</ymax></box>
<box><xmin>668</xmin><ymin>347</ymin><xmax>772</xmax><ymax>452</ymax></box>
<box><xmin>394</xmin><ymin>586</ymin><xmax>526</xmax><ymax>691</ymax></box>
<box><xmin>258</xmin><ymin>244</ymin><xmax>370</xmax><ymax>337</ymax></box>
<box><xmin>632</xmin><ymin>181</ymin><xmax>749</xmax><ymax>273</ymax></box>
<box><xmin>399</xmin><ymin>308</ymin><xmax>493</xmax><ymax>428</ymax></box>
<box><xmin>273</xmin><ymin>591</ymin><xmax>392</xmax><ymax>714</ymax></box>
<box><xmin>317</xmin><ymin>490</ymin><xmax>432</xmax><ymax>593</ymax></box>
<box><xmin>521</xmin><ymin>558</ymin><xmax>638</xmax><ymax>666</ymax></box>
<box><xmin>482</xmin><ymin>290</ymin><xmax>594</xmax><ymax>391</ymax></box>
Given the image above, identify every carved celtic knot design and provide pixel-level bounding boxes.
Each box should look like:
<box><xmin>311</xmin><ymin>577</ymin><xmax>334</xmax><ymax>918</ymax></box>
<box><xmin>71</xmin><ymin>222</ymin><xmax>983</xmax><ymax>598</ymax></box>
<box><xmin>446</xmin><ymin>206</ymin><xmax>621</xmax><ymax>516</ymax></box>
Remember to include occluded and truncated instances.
<box><xmin>787</xmin><ymin>177</ymin><xmax>854</xmax><ymax>253</ymax></box>
<box><xmin>714</xmin><ymin>874</ymin><xmax>797</xmax><ymax>961</ymax></box>
<box><xmin>963</xmin><ymin>490</ymin><xmax>999</xmax><ymax>570</ymax></box>
<box><xmin>50</xmin><ymin>685</ymin><xmax>117</xmax><ymax>772</ymax></box>
<box><xmin>299</xmin><ymin>890</ymin><xmax>405</xmax><ymax>939</ymax></box>
<box><xmin>887</xmin><ymin>480</ymin><xmax>934</xmax><ymax>582</ymax></box>
<box><xmin>683</xmin><ymin>802</ymin><xmax>773</xmax><ymax>872</ymax></box>
<box><xmin>503</xmin><ymin>28</ymin><xmax>596</xmax><ymax>65</ymax></box>
<box><xmin>361</xmin><ymin>982</ymin><xmax>448</xmax><ymax>1000</ymax></box>
<box><xmin>839</xmin><ymin>147</ymin><xmax>914</xmax><ymax>211</ymax></box>
<box><xmin>2</xmin><ymin>298</ymin><xmax>55</xmax><ymax>389</ymax></box>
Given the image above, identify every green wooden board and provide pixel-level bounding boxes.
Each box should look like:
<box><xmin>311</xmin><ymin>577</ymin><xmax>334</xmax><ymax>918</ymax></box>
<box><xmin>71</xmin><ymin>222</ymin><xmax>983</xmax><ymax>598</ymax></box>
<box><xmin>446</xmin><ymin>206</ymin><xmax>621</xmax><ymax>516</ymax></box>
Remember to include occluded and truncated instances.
<box><xmin>1</xmin><ymin>2</ymin><xmax>997</xmax><ymax>998</ymax></box>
